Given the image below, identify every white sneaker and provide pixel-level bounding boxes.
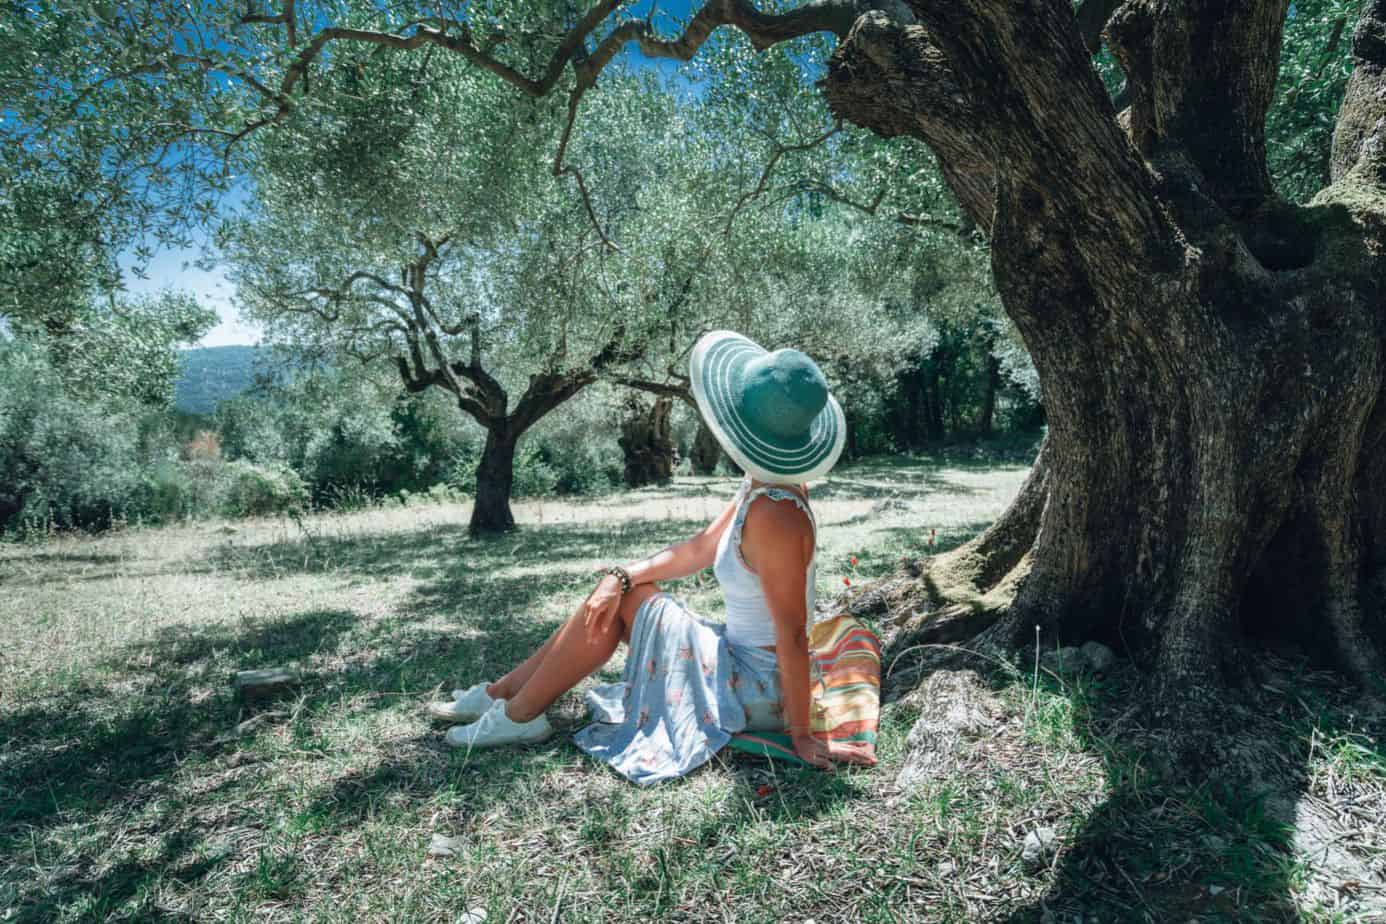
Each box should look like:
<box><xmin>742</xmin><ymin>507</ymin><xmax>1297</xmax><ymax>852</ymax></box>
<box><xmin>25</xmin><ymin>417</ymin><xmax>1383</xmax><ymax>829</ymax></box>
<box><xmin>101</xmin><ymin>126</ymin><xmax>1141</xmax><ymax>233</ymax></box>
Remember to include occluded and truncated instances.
<box><xmin>445</xmin><ymin>699</ymin><xmax>553</xmax><ymax>749</ymax></box>
<box><xmin>427</xmin><ymin>682</ymin><xmax>496</xmax><ymax>722</ymax></box>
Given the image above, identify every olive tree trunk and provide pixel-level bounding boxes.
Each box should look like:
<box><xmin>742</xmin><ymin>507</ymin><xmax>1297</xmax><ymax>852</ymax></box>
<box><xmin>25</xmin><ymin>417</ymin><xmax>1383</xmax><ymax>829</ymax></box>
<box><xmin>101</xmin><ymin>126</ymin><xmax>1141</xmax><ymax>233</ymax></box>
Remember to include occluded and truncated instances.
<box><xmin>619</xmin><ymin>395</ymin><xmax>676</xmax><ymax>487</ymax></box>
<box><xmin>453</xmin><ymin>365</ymin><xmax>622</xmax><ymax>536</ymax></box>
<box><xmin>472</xmin><ymin>426</ymin><xmax>519</xmax><ymax>534</ymax></box>
<box><xmin>821</xmin><ymin>0</ymin><xmax>1386</xmax><ymax>729</ymax></box>
<box><xmin>689</xmin><ymin>419</ymin><xmax>723</xmax><ymax>475</ymax></box>
<box><xmin>977</xmin><ymin>351</ymin><xmax>1000</xmax><ymax>437</ymax></box>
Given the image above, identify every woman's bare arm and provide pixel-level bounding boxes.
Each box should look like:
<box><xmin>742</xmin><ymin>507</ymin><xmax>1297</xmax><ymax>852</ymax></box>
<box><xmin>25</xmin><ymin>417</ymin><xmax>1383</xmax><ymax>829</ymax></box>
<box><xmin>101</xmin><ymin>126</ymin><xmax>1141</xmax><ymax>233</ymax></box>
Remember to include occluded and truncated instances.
<box><xmin>749</xmin><ymin>499</ymin><xmax>818</xmax><ymax>751</ymax></box>
<box><xmin>618</xmin><ymin>492</ymin><xmax>740</xmax><ymax>586</ymax></box>
<box><xmin>581</xmin><ymin>487</ymin><xmax>741</xmax><ymax>636</ymax></box>
<box><xmin>751</xmin><ymin>496</ymin><xmax>876</xmax><ymax>768</ymax></box>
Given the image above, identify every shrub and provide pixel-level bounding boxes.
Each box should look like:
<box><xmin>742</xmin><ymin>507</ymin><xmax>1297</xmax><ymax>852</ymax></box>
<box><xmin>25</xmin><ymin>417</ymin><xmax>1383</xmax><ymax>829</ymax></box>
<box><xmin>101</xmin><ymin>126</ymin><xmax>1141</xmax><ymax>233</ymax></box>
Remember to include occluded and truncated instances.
<box><xmin>320</xmin><ymin>480</ymin><xmax>375</xmax><ymax>513</ymax></box>
<box><xmin>131</xmin><ymin>461</ymin><xmax>208</xmax><ymax>523</ymax></box>
<box><xmin>216</xmin><ymin>460</ymin><xmax>308</xmax><ymax>517</ymax></box>
<box><xmin>216</xmin><ymin>371</ymin><xmax>468</xmax><ymax>503</ymax></box>
<box><xmin>0</xmin><ymin>342</ymin><xmax>145</xmax><ymax>532</ymax></box>
<box><xmin>445</xmin><ymin>443</ymin><xmax>481</xmax><ymax>496</ymax></box>
<box><xmin>539</xmin><ymin>437</ymin><xmax>621</xmax><ymax>496</ymax></box>
<box><xmin>520</xmin><ymin>394</ymin><xmax>623</xmax><ymax>496</ymax></box>
<box><xmin>512</xmin><ymin>442</ymin><xmax>559</xmax><ymax>498</ymax></box>
<box><xmin>445</xmin><ymin>438</ymin><xmax>600</xmax><ymax>499</ymax></box>
<box><xmin>425</xmin><ymin>483</ymin><xmax>459</xmax><ymax>505</ymax></box>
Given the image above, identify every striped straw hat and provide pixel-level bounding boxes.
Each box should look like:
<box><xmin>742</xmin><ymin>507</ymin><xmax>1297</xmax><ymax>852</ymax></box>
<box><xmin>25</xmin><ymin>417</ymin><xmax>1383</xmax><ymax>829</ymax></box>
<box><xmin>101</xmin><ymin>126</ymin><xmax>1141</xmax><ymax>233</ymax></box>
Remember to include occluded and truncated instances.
<box><xmin>689</xmin><ymin>331</ymin><xmax>846</xmax><ymax>485</ymax></box>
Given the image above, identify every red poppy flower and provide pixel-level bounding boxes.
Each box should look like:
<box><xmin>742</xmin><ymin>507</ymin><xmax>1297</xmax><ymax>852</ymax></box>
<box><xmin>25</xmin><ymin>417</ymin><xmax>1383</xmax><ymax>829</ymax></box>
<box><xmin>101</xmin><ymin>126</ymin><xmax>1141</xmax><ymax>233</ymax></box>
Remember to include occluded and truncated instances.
<box><xmin>849</xmin><ymin>555</ymin><xmax>858</xmax><ymax>566</ymax></box>
<box><xmin>843</xmin><ymin>577</ymin><xmax>851</xmax><ymax>586</ymax></box>
<box><xmin>756</xmin><ymin>784</ymin><xmax>776</xmax><ymax>798</ymax></box>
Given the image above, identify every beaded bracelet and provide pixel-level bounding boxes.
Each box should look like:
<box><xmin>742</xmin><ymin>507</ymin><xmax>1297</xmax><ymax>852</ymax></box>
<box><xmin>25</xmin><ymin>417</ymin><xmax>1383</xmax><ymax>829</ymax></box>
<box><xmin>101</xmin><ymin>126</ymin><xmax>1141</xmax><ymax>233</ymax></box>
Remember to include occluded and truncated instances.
<box><xmin>603</xmin><ymin>565</ymin><xmax>632</xmax><ymax>595</ymax></box>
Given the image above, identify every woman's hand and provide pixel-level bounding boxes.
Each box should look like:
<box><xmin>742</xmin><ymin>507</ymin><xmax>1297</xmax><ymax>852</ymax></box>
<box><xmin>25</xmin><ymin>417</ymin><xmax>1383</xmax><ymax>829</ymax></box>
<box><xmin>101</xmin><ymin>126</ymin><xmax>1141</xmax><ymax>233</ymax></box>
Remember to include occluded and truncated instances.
<box><xmin>582</xmin><ymin>573</ymin><xmax>624</xmax><ymax>640</ymax></box>
<box><xmin>791</xmin><ymin>733</ymin><xmax>878</xmax><ymax>769</ymax></box>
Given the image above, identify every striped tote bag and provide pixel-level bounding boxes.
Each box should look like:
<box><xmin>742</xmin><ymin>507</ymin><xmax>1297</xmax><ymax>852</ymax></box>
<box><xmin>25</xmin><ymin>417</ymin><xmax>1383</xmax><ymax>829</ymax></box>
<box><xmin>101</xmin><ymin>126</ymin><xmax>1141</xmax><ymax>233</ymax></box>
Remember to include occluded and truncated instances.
<box><xmin>728</xmin><ymin>613</ymin><xmax>882</xmax><ymax>766</ymax></box>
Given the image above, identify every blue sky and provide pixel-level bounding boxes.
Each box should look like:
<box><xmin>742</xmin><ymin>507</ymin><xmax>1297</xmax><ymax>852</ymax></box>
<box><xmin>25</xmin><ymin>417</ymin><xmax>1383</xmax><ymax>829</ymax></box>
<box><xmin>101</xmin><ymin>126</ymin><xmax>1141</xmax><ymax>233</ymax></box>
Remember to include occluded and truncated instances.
<box><xmin>122</xmin><ymin>244</ymin><xmax>254</xmax><ymax>347</ymax></box>
<box><xmin>135</xmin><ymin>1</ymin><xmax>714</xmax><ymax>346</ymax></box>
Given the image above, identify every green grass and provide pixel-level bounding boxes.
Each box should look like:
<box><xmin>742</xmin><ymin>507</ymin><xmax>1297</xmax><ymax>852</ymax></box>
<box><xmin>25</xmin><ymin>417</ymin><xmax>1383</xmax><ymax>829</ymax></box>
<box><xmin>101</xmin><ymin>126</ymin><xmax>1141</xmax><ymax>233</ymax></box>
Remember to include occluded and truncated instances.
<box><xmin>1</xmin><ymin>457</ymin><xmax>1382</xmax><ymax>922</ymax></box>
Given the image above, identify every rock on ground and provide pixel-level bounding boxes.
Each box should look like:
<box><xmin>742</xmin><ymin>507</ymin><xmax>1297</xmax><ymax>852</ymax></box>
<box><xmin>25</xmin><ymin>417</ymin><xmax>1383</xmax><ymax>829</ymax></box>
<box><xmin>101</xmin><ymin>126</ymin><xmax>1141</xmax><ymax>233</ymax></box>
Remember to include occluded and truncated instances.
<box><xmin>1079</xmin><ymin>641</ymin><xmax>1116</xmax><ymax>673</ymax></box>
<box><xmin>896</xmin><ymin>669</ymin><xmax>1005</xmax><ymax>790</ymax></box>
<box><xmin>1039</xmin><ymin>642</ymin><xmax>1117</xmax><ymax>675</ymax></box>
<box><xmin>1040</xmin><ymin>646</ymin><xmax>1084</xmax><ymax>675</ymax></box>
<box><xmin>1021</xmin><ymin>826</ymin><xmax>1059</xmax><ymax>871</ymax></box>
<box><xmin>428</xmin><ymin>833</ymin><xmax>462</xmax><ymax>858</ymax></box>
<box><xmin>234</xmin><ymin>667</ymin><xmax>300</xmax><ymax>701</ymax></box>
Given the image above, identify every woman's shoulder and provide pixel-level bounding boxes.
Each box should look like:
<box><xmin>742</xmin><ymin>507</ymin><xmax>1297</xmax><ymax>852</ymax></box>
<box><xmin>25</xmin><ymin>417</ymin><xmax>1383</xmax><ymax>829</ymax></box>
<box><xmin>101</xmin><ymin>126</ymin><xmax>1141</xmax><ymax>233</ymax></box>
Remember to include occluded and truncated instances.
<box><xmin>743</xmin><ymin>487</ymin><xmax>814</xmax><ymax>534</ymax></box>
<box><xmin>746</xmin><ymin>481</ymin><xmax>811</xmax><ymax>510</ymax></box>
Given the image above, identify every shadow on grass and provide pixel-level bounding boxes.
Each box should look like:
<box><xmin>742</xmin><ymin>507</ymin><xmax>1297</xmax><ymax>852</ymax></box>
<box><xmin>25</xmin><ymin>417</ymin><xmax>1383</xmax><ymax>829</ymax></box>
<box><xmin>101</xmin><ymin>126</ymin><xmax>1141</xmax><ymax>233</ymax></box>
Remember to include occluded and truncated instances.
<box><xmin>885</xmin><ymin>646</ymin><xmax>1386</xmax><ymax>922</ymax></box>
<box><xmin>0</xmin><ymin>550</ymin><xmax>126</xmax><ymax>566</ymax></box>
<box><xmin>4</xmin><ymin>510</ymin><xmax>865</xmax><ymax>919</ymax></box>
<box><xmin>8</xmin><ymin>474</ymin><xmax>1006</xmax><ymax>918</ymax></box>
<box><xmin>1020</xmin><ymin>670</ymin><xmax>1384</xmax><ymax>922</ymax></box>
<box><xmin>200</xmin><ymin>517</ymin><xmax>708</xmax><ymax>585</ymax></box>
<box><xmin>0</xmin><ymin>597</ymin><xmax>589</xmax><ymax>920</ymax></box>
<box><xmin>814</xmin><ymin>472</ymin><xmax>988</xmax><ymax>503</ymax></box>
<box><xmin>0</xmin><ymin>549</ymin><xmax>136</xmax><ymax>586</ymax></box>
<box><xmin>0</xmin><ymin>607</ymin><xmax>372</xmax><ymax>920</ymax></box>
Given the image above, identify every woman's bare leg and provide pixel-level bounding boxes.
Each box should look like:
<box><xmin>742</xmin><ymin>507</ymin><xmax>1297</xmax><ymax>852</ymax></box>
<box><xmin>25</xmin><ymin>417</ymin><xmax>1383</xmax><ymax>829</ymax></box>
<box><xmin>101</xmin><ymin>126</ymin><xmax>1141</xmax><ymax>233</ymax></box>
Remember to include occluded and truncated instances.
<box><xmin>486</xmin><ymin>622</ymin><xmax>564</xmax><ymax>701</ymax></box>
<box><xmin>503</xmin><ymin>583</ymin><xmax>661</xmax><ymax>722</ymax></box>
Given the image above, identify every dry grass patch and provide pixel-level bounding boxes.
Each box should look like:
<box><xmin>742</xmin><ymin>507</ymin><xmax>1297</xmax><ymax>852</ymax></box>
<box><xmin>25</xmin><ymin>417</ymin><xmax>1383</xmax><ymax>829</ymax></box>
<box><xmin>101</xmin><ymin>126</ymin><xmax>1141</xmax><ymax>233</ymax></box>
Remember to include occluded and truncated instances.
<box><xmin>5</xmin><ymin>455</ymin><xmax>1380</xmax><ymax>922</ymax></box>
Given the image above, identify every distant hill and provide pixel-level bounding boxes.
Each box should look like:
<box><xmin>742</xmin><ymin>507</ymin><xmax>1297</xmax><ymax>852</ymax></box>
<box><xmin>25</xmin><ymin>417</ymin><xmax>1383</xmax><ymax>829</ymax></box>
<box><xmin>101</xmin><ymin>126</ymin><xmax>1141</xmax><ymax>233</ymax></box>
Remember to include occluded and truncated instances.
<box><xmin>175</xmin><ymin>345</ymin><xmax>264</xmax><ymax>415</ymax></box>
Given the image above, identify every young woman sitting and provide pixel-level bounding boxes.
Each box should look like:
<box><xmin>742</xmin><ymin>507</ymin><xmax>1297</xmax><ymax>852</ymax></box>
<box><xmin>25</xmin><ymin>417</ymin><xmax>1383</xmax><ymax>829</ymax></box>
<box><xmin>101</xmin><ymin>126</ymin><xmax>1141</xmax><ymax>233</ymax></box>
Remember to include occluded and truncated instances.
<box><xmin>426</xmin><ymin>331</ymin><xmax>875</xmax><ymax>784</ymax></box>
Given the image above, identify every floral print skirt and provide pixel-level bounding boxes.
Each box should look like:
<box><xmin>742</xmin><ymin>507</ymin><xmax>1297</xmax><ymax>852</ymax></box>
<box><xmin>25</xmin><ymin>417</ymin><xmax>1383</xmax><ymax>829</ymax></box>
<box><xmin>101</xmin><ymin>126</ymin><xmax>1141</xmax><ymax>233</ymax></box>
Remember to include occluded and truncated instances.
<box><xmin>574</xmin><ymin>591</ymin><xmax>784</xmax><ymax>786</ymax></box>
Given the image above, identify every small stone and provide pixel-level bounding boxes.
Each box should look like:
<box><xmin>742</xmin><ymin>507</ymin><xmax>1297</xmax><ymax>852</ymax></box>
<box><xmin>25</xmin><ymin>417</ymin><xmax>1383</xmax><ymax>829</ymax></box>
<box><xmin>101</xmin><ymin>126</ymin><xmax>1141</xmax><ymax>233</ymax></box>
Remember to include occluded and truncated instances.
<box><xmin>936</xmin><ymin>859</ymin><xmax>956</xmax><ymax>877</ymax></box>
<box><xmin>460</xmin><ymin>907</ymin><xmax>486</xmax><ymax>924</ymax></box>
<box><xmin>1208</xmin><ymin>884</ymin><xmax>1225</xmax><ymax>896</ymax></box>
<box><xmin>1079</xmin><ymin>641</ymin><xmax>1117</xmax><ymax>673</ymax></box>
<box><xmin>1021</xmin><ymin>826</ymin><xmax>1059</xmax><ymax>870</ymax></box>
<box><xmin>235</xmin><ymin>668</ymin><xmax>300</xmax><ymax>700</ymax></box>
<box><xmin>1040</xmin><ymin>647</ymin><xmax>1083</xmax><ymax>674</ymax></box>
<box><xmin>235</xmin><ymin>709</ymin><xmax>288</xmax><ymax>736</ymax></box>
<box><xmin>428</xmin><ymin>833</ymin><xmax>461</xmax><ymax>858</ymax></box>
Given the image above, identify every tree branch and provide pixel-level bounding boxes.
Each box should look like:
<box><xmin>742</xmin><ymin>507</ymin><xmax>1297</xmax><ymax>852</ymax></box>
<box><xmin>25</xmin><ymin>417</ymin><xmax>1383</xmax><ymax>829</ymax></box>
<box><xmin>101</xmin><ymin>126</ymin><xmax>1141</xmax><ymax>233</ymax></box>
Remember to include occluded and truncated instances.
<box><xmin>821</xmin><ymin>13</ymin><xmax>995</xmax><ymax>232</ymax></box>
<box><xmin>509</xmin><ymin>369</ymin><xmax>596</xmax><ymax>435</ymax></box>
<box><xmin>452</xmin><ymin>387</ymin><xmax>495</xmax><ymax>425</ymax></box>
<box><xmin>1107</xmin><ymin>0</ymin><xmax>1290</xmax><ymax>216</ymax></box>
<box><xmin>394</xmin><ymin>353</ymin><xmax>442</xmax><ymax>393</ymax></box>
<box><xmin>1329</xmin><ymin>0</ymin><xmax>1386</xmax><ymax>194</ymax></box>
<box><xmin>611</xmin><ymin>375</ymin><xmax>697</xmax><ymax>408</ymax></box>
<box><xmin>907</xmin><ymin>0</ymin><xmax>1180</xmax><ymax>291</ymax></box>
<box><xmin>241</xmin><ymin>0</ymin><xmax>297</xmax><ymax>46</ymax></box>
<box><xmin>724</xmin><ymin>122</ymin><xmax>842</xmax><ymax>233</ymax></box>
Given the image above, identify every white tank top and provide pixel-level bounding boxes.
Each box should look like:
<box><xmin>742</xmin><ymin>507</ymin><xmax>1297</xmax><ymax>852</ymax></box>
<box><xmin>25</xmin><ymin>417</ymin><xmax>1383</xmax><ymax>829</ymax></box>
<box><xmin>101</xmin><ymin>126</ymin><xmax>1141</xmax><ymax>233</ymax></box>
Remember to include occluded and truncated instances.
<box><xmin>713</xmin><ymin>475</ymin><xmax>818</xmax><ymax>648</ymax></box>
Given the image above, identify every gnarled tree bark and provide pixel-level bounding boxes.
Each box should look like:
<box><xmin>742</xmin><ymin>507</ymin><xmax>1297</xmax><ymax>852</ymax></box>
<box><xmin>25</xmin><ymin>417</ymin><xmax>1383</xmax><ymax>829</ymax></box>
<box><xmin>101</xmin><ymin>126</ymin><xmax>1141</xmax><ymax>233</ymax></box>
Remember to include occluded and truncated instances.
<box><xmin>822</xmin><ymin>0</ymin><xmax>1386</xmax><ymax>733</ymax></box>
<box><xmin>618</xmin><ymin>394</ymin><xmax>677</xmax><ymax>487</ymax></box>
<box><xmin>611</xmin><ymin>374</ymin><xmax>725</xmax><ymax>475</ymax></box>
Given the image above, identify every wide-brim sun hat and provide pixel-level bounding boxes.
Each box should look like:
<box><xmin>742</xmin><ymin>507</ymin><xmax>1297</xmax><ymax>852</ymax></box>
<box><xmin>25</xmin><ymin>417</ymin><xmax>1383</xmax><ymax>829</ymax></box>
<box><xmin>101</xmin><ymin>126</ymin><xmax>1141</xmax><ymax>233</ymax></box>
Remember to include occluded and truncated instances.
<box><xmin>689</xmin><ymin>330</ymin><xmax>846</xmax><ymax>485</ymax></box>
